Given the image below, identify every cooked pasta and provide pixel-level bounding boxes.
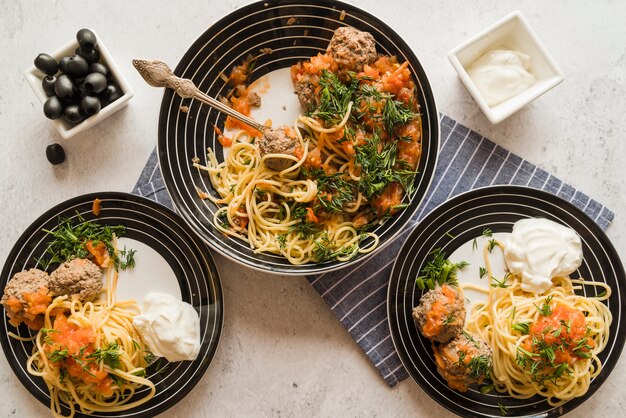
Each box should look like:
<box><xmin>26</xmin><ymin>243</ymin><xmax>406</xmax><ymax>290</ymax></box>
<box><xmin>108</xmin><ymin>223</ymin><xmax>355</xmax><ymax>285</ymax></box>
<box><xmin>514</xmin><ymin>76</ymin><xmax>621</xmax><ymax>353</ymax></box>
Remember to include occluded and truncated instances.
<box><xmin>23</xmin><ymin>237</ymin><xmax>155</xmax><ymax>418</ymax></box>
<box><xmin>463</xmin><ymin>240</ymin><xmax>612</xmax><ymax>406</ymax></box>
<box><xmin>194</xmin><ymin>116</ymin><xmax>379</xmax><ymax>265</ymax></box>
<box><xmin>194</xmin><ymin>27</ymin><xmax>422</xmax><ymax>264</ymax></box>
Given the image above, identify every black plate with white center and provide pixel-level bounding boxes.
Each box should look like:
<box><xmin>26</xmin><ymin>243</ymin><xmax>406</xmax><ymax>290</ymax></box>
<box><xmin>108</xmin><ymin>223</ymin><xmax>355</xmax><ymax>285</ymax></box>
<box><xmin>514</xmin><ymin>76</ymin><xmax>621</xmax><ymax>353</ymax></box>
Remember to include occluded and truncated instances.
<box><xmin>0</xmin><ymin>192</ymin><xmax>223</xmax><ymax>417</ymax></box>
<box><xmin>387</xmin><ymin>185</ymin><xmax>625</xmax><ymax>417</ymax></box>
<box><xmin>157</xmin><ymin>0</ymin><xmax>439</xmax><ymax>275</ymax></box>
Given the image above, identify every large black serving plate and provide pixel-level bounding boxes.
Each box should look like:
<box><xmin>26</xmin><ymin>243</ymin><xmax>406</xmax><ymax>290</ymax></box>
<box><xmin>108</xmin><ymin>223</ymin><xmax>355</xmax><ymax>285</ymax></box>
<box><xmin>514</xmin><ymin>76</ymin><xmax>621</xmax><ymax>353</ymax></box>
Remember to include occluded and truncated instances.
<box><xmin>157</xmin><ymin>0</ymin><xmax>440</xmax><ymax>275</ymax></box>
<box><xmin>388</xmin><ymin>185</ymin><xmax>625</xmax><ymax>417</ymax></box>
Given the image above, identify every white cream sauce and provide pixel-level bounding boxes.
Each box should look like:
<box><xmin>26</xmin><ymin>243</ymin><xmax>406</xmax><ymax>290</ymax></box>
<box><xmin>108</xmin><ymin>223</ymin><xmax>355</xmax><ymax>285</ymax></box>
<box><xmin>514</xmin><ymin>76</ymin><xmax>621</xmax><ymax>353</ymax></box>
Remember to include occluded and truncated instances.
<box><xmin>467</xmin><ymin>49</ymin><xmax>535</xmax><ymax>106</ymax></box>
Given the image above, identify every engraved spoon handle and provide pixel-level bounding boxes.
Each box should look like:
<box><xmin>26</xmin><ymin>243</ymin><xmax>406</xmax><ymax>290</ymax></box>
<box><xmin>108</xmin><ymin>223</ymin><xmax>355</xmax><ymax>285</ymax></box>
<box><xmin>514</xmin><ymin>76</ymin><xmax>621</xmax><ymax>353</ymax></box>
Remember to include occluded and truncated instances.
<box><xmin>132</xmin><ymin>58</ymin><xmax>266</xmax><ymax>132</ymax></box>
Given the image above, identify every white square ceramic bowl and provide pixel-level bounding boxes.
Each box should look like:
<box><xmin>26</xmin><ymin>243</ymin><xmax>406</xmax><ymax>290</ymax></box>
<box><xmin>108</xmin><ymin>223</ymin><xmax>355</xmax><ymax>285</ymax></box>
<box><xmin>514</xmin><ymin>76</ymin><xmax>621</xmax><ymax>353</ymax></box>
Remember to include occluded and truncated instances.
<box><xmin>24</xmin><ymin>29</ymin><xmax>133</xmax><ymax>139</ymax></box>
<box><xmin>448</xmin><ymin>11</ymin><xmax>564</xmax><ymax>124</ymax></box>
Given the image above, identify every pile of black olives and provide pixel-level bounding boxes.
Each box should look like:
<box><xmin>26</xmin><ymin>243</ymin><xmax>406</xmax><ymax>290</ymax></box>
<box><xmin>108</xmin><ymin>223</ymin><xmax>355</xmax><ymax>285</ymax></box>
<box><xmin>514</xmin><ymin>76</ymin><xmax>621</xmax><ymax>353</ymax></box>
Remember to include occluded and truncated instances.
<box><xmin>35</xmin><ymin>28</ymin><xmax>123</xmax><ymax>124</ymax></box>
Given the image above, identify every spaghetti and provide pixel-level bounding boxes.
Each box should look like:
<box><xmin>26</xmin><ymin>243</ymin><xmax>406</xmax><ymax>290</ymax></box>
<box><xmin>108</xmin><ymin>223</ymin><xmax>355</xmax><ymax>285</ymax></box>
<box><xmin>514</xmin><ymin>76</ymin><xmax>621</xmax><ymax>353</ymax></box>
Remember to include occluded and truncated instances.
<box><xmin>464</xmin><ymin>240</ymin><xmax>612</xmax><ymax>406</ymax></box>
<box><xmin>23</xmin><ymin>237</ymin><xmax>155</xmax><ymax>418</ymax></box>
<box><xmin>194</xmin><ymin>31</ymin><xmax>422</xmax><ymax>264</ymax></box>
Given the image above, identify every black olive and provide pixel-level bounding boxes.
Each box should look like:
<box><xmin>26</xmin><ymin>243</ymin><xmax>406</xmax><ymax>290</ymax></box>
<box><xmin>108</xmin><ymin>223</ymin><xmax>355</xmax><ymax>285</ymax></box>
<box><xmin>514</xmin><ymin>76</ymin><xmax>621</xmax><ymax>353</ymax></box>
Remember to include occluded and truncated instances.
<box><xmin>58</xmin><ymin>56</ymin><xmax>71</xmax><ymax>74</ymax></box>
<box><xmin>76</xmin><ymin>28</ymin><xmax>97</xmax><ymax>51</ymax></box>
<box><xmin>75</xmin><ymin>46</ymin><xmax>100</xmax><ymax>64</ymax></box>
<box><xmin>64</xmin><ymin>104</ymin><xmax>84</xmax><ymax>124</ymax></box>
<box><xmin>89</xmin><ymin>62</ymin><xmax>109</xmax><ymax>78</ymax></box>
<box><xmin>80</xmin><ymin>95</ymin><xmax>101</xmax><ymax>115</ymax></box>
<box><xmin>46</xmin><ymin>143</ymin><xmax>66</xmax><ymax>165</ymax></box>
<box><xmin>83</xmin><ymin>72</ymin><xmax>107</xmax><ymax>94</ymax></box>
<box><xmin>101</xmin><ymin>83</ymin><xmax>123</xmax><ymax>105</ymax></box>
<box><xmin>54</xmin><ymin>74</ymin><xmax>75</xmax><ymax>99</ymax></box>
<box><xmin>43</xmin><ymin>96</ymin><xmax>64</xmax><ymax>119</ymax></box>
<box><xmin>65</xmin><ymin>55</ymin><xmax>89</xmax><ymax>78</ymax></box>
<box><xmin>34</xmin><ymin>53</ymin><xmax>59</xmax><ymax>76</ymax></box>
<box><xmin>42</xmin><ymin>75</ymin><xmax>57</xmax><ymax>96</ymax></box>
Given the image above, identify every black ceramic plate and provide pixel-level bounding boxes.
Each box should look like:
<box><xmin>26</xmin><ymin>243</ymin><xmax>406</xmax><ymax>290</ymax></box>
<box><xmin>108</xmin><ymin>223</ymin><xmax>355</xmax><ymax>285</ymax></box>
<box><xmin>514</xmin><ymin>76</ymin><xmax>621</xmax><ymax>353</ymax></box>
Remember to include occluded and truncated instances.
<box><xmin>0</xmin><ymin>192</ymin><xmax>223</xmax><ymax>418</ymax></box>
<box><xmin>157</xmin><ymin>0</ymin><xmax>439</xmax><ymax>275</ymax></box>
<box><xmin>387</xmin><ymin>185</ymin><xmax>625</xmax><ymax>417</ymax></box>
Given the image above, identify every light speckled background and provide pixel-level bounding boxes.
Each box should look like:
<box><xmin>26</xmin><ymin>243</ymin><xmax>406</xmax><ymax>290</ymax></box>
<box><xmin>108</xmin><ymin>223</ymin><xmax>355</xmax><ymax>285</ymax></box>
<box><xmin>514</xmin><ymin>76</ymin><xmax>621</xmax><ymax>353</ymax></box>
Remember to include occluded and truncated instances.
<box><xmin>1</xmin><ymin>0</ymin><xmax>625</xmax><ymax>417</ymax></box>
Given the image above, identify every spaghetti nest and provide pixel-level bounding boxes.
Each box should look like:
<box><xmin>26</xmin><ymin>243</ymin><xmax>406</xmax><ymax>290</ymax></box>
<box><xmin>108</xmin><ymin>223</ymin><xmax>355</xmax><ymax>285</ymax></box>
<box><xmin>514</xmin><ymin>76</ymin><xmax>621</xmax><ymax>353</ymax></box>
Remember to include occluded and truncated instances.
<box><xmin>464</xmin><ymin>242</ymin><xmax>612</xmax><ymax>406</ymax></box>
<box><xmin>22</xmin><ymin>253</ymin><xmax>155</xmax><ymax>418</ymax></box>
<box><xmin>195</xmin><ymin>117</ymin><xmax>379</xmax><ymax>265</ymax></box>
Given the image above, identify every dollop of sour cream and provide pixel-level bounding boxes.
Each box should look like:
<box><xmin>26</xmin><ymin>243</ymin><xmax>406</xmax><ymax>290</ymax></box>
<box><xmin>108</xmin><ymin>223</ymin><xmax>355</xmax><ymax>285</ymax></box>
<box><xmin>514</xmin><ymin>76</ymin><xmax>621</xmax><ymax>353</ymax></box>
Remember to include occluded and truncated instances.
<box><xmin>132</xmin><ymin>292</ymin><xmax>200</xmax><ymax>362</ymax></box>
<box><xmin>467</xmin><ymin>49</ymin><xmax>536</xmax><ymax>106</ymax></box>
<box><xmin>503</xmin><ymin>218</ymin><xmax>582</xmax><ymax>294</ymax></box>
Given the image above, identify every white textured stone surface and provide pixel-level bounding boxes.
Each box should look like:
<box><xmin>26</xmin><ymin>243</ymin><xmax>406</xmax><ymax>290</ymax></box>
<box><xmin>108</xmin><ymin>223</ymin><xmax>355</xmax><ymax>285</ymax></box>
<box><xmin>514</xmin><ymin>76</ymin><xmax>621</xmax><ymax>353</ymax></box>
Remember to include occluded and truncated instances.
<box><xmin>1</xmin><ymin>0</ymin><xmax>625</xmax><ymax>417</ymax></box>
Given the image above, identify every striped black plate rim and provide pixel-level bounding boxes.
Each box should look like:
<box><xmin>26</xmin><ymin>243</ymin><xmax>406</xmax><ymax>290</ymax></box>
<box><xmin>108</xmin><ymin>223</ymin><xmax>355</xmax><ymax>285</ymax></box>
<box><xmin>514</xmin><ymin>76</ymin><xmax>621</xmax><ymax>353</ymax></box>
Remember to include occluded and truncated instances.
<box><xmin>0</xmin><ymin>191</ymin><xmax>223</xmax><ymax>418</ymax></box>
<box><xmin>157</xmin><ymin>0</ymin><xmax>440</xmax><ymax>275</ymax></box>
<box><xmin>387</xmin><ymin>185</ymin><xmax>626</xmax><ymax>417</ymax></box>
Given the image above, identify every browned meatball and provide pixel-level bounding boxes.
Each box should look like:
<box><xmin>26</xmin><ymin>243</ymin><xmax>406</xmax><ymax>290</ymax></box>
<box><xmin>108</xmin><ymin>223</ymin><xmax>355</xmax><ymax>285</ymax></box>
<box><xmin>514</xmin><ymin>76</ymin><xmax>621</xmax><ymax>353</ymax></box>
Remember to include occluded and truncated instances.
<box><xmin>327</xmin><ymin>26</ymin><xmax>377</xmax><ymax>75</ymax></box>
<box><xmin>412</xmin><ymin>284</ymin><xmax>466</xmax><ymax>343</ymax></box>
<box><xmin>1</xmin><ymin>268</ymin><xmax>51</xmax><ymax>329</ymax></box>
<box><xmin>293</xmin><ymin>78</ymin><xmax>318</xmax><ymax>111</ymax></box>
<box><xmin>257</xmin><ymin>126</ymin><xmax>301</xmax><ymax>171</ymax></box>
<box><xmin>432</xmin><ymin>331</ymin><xmax>493</xmax><ymax>392</ymax></box>
<box><xmin>1</xmin><ymin>268</ymin><xmax>50</xmax><ymax>306</ymax></box>
<box><xmin>48</xmin><ymin>258</ymin><xmax>103</xmax><ymax>302</ymax></box>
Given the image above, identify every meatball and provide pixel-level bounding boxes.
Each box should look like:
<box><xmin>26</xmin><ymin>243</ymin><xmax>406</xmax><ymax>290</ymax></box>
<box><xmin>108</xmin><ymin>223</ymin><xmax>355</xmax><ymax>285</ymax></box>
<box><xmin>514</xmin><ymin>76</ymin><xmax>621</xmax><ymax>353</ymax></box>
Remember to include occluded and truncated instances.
<box><xmin>327</xmin><ymin>26</ymin><xmax>377</xmax><ymax>75</ymax></box>
<box><xmin>257</xmin><ymin>126</ymin><xmax>300</xmax><ymax>171</ymax></box>
<box><xmin>48</xmin><ymin>258</ymin><xmax>103</xmax><ymax>301</ymax></box>
<box><xmin>293</xmin><ymin>78</ymin><xmax>318</xmax><ymax>111</ymax></box>
<box><xmin>1</xmin><ymin>268</ymin><xmax>50</xmax><ymax>306</ymax></box>
<box><xmin>412</xmin><ymin>284</ymin><xmax>465</xmax><ymax>343</ymax></box>
<box><xmin>432</xmin><ymin>331</ymin><xmax>493</xmax><ymax>392</ymax></box>
<box><xmin>1</xmin><ymin>268</ymin><xmax>51</xmax><ymax>329</ymax></box>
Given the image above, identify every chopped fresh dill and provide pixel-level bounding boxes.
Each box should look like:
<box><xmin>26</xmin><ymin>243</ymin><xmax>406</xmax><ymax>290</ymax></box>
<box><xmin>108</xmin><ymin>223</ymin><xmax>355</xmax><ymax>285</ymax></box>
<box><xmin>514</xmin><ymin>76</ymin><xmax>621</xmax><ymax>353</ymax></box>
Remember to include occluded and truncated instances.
<box><xmin>479</xmin><ymin>266</ymin><xmax>487</xmax><ymax>279</ymax></box>
<box><xmin>416</xmin><ymin>248</ymin><xmax>469</xmax><ymax>289</ymax></box>
<box><xmin>37</xmin><ymin>213</ymin><xmax>135</xmax><ymax>272</ymax></box>
<box><xmin>47</xmin><ymin>349</ymin><xmax>68</xmax><ymax>362</ymax></box>
<box><xmin>87</xmin><ymin>342</ymin><xmax>122</xmax><ymax>370</ymax></box>
<box><xmin>511</xmin><ymin>321</ymin><xmax>531</xmax><ymax>335</ymax></box>
<box><xmin>535</xmin><ymin>296</ymin><xmax>553</xmax><ymax>316</ymax></box>
<box><xmin>490</xmin><ymin>274</ymin><xmax>510</xmax><ymax>288</ymax></box>
<box><xmin>354</xmin><ymin>133</ymin><xmax>416</xmax><ymax>198</ymax></box>
<box><xmin>310</xmin><ymin>70</ymin><xmax>358</xmax><ymax>127</ymax></box>
<box><xmin>467</xmin><ymin>354</ymin><xmax>492</xmax><ymax>378</ymax></box>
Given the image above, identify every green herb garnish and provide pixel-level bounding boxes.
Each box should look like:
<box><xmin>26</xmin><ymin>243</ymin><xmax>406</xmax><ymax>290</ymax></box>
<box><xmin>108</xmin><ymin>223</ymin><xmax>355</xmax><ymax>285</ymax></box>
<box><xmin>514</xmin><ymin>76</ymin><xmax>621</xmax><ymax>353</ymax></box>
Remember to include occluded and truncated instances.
<box><xmin>416</xmin><ymin>248</ymin><xmax>468</xmax><ymax>289</ymax></box>
<box><xmin>87</xmin><ymin>342</ymin><xmax>122</xmax><ymax>370</ymax></box>
<box><xmin>37</xmin><ymin>213</ymin><xmax>135</xmax><ymax>271</ymax></box>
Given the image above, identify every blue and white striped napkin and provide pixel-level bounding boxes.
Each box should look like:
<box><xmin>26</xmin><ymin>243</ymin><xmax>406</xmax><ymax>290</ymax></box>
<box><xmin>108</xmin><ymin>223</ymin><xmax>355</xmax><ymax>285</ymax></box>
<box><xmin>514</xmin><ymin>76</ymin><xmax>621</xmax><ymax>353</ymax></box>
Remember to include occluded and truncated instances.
<box><xmin>133</xmin><ymin>114</ymin><xmax>614</xmax><ymax>387</ymax></box>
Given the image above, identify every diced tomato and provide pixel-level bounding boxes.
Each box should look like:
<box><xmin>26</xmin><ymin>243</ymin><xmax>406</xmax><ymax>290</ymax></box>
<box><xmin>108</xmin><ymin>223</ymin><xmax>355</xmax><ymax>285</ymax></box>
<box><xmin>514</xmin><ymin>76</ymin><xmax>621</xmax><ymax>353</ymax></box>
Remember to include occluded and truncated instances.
<box><xmin>372</xmin><ymin>182</ymin><xmax>403</xmax><ymax>216</ymax></box>
<box><xmin>352</xmin><ymin>213</ymin><xmax>369</xmax><ymax>228</ymax></box>
<box><xmin>92</xmin><ymin>198</ymin><xmax>101</xmax><ymax>216</ymax></box>
<box><xmin>306</xmin><ymin>148</ymin><xmax>322</xmax><ymax>168</ymax></box>
<box><xmin>306</xmin><ymin>208</ymin><xmax>319</xmax><ymax>224</ymax></box>
<box><xmin>23</xmin><ymin>287</ymin><xmax>52</xmax><ymax>316</ymax></box>
<box><xmin>85</xmin><ymin>241</ymin><xmax>110</xmax><ymax>268</ymax></box>
<box><xmin>217</xmin><ymin>135</ymin><xmax>233</xmax><ymax>147</ymax></box>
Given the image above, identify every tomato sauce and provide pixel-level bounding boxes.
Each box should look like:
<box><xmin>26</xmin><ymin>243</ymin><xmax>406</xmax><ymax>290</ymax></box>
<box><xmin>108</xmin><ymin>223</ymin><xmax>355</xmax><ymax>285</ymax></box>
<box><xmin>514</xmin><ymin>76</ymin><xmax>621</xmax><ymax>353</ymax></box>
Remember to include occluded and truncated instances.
<box><xmin>522</xmin><ymin>303</ymin><xmax>593</xmax><ymax>366</ymax></box>
<box><xmin>46</xmin><ymin>314</ymin><xmax>114</xmax><ymax>397</ymax></box>
<box><xmin>85</xmin><ymin>241</ymin><xmax>110</xmax><ymax>268</ymax></box>
<box><xmin>372</xmin><ymin>182</ymin><xmax>403</xmax><ymax>217</ymax></box>
<box><xmin>422</xmin><ymin>284</ymin><xmax>460</xmax><ymax>338</ymax></box>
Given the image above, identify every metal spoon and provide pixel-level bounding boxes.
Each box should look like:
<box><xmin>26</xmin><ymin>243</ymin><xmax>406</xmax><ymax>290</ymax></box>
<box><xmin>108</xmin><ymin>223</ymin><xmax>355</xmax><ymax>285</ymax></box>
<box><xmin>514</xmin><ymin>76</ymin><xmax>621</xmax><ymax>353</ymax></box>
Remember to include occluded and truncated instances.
<box><xmin>131</xmin><ymin>59</ymin><xmax>266</xmax><ymax>132</ymax></box>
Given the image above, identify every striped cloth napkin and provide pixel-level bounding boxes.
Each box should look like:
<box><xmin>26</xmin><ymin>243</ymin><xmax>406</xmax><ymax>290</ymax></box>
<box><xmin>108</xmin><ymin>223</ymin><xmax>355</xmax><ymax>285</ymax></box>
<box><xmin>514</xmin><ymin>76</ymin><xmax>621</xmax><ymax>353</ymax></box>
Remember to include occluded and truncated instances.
<box><xmin>132</xmin><ymin>114</ymin><xmax>614</xmax><ymax>387</ymax></box>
